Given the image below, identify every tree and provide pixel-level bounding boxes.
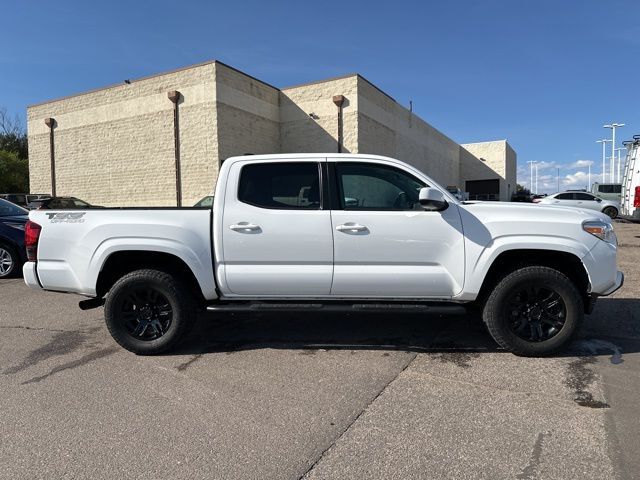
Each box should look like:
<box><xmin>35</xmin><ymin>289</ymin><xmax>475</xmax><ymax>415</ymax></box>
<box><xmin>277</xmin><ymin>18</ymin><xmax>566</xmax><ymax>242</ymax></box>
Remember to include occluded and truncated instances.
<box><xmin>0</xmin><ymin>107</ymin><xmax>29</xmax><ymax>192</ymax></box>
<box><xmin>0</xmin><ymin>150</ymin><xmax>29</xmax><ymax>192</ymax></box>
<box><xmin>0</xmin><ymin>107</ymin><xmax>28</xmax><ymax>159</ymax></box>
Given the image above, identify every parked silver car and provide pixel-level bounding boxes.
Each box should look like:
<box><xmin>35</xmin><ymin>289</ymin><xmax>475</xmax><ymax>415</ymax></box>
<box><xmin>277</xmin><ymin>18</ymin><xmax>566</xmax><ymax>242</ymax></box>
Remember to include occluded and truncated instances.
<box><xmin>537</xmin><ymin>191</ymin><xmax>620</xmax><ymax>218</ymax></box>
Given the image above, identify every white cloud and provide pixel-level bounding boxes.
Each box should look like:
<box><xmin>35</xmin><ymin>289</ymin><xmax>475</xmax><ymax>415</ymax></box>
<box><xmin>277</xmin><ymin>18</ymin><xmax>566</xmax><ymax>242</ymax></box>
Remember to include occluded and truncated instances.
<box><xmin>568</xmin><ymin>159</ymin><xmax>594</xmax><ymax>168</ymax></box>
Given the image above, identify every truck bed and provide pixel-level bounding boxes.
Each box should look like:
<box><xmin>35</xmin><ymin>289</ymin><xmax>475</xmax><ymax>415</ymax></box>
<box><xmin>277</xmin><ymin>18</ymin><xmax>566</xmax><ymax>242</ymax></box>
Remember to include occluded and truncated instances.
<box><xmin>27</xmin><ymin>208</ymin><xmax>216</xmax><ymax>298</ymax></box>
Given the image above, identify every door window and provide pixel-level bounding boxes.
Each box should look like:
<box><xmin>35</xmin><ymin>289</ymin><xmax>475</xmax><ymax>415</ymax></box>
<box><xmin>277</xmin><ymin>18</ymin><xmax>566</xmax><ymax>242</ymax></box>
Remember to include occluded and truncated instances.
<box><xmin>238</xmin><ymin>162</ymin><xmax>321</xmax><ymax>210</ymax></box>
<box><xmin>574</xmin><ymin>193</ymin><xmax>595</xmax><ymax>201</ymax></box>
<box><xmin>555</xmin><ymin>193</ymin><xmax>573</xmax><ymax>200</ymax></box>
<box><xmin>336</xmin><ymin>163</ymin><xmax>426</xmax><ymax>210</ymax></box>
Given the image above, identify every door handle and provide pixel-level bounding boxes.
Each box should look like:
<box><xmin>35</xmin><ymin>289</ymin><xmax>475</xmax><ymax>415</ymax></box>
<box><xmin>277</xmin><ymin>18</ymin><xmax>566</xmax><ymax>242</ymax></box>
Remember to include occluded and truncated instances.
<box><xmin>229</xmin><ymin>223</ymin><xmax>261</xmax><ymax>232</ymax></box>
<box><xmin>336</xmin><ymin>223</ymin><xmax>368</xmax><ymax>232</ymax></box>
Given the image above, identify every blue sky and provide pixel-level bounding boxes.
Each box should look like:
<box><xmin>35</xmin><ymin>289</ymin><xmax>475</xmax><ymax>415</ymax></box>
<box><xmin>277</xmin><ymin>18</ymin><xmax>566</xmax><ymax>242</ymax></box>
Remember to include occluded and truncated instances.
<box><xmin>2</xmin><ymin>0</ymin><xmax>639</xmax><ymax>193</ymax></box>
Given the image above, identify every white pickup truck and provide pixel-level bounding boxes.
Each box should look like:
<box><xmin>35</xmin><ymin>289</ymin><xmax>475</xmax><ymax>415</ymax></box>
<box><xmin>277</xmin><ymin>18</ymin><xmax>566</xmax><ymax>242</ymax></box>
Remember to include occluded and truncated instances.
<box><xmin>23</xmin><ymin>154</ymin><xmax>623</xmax><ymax>356</ymax></box>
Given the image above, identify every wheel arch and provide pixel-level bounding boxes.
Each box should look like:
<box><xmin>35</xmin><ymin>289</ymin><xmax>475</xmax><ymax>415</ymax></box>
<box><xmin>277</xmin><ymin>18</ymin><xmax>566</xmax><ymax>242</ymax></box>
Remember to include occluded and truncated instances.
<box><xmin>474</xmin><ymin>249</ymin><xmax>591</xmax><ymax>311</ymax></box>
<box><xmin>95</xmin><ymin>250</ymin><xmax>207</xmax><ymax>305</ymax></box>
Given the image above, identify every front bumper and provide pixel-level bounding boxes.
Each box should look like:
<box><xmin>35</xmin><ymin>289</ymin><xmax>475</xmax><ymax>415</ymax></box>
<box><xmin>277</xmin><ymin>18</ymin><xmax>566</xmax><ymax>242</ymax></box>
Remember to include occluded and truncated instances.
<box><xmin>22</xmin><ymin>262</ymin><xmax>42</xmax><ymax>290</ymax></box>
<box><xmin>599</xmin><ymin>271</ymin><xmax>624</xmax><ymax>296</ymax></box>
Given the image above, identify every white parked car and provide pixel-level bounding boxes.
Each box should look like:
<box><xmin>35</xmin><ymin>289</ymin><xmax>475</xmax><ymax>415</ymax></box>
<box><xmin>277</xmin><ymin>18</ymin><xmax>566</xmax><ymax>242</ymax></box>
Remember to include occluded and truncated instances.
<box><xmin>22</xmin><ymin>154</ymin><xmax>623</xmax><ymax>357</ymax></box>
<box><xmin>537</xmin><ymin>191</ymin><xmax>620</xmax><ymax>218</ymax></box>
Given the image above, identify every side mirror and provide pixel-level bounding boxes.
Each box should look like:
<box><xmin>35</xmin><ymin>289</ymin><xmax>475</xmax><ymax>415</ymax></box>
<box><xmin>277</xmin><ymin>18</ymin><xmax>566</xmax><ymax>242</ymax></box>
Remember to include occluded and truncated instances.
<box><xmin>596</xmin><ymin>197</ymin><xmax>602</xmax><ymax>203</ymax></box>
<box><xmin>419</xmin><ymin>187</ymin><xmax>448</xmax><ymax>211</ymax></box>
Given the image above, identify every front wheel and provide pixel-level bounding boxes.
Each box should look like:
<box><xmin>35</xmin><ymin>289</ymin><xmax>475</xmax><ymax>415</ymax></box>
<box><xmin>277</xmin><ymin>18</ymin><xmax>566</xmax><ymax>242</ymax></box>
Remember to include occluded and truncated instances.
<box><xmin>104</xmin><ymin>269</ymin><xmax>196</xmax><ymax>355</ymax></box>
<box><xmin>602</xmin><ymin>206</ymin><xmax>618</xmax><ymax>219</ymax></box>
<box><xmin>483</xmin><ymin>266</ymin><xmax>583</xmax><ymax>356</ymax></box>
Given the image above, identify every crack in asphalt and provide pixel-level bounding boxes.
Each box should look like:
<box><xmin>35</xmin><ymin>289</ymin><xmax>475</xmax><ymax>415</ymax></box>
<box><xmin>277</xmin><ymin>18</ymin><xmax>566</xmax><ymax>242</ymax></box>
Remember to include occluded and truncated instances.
<box><xmin>4</xmin><ymin>330</ymin><xmax>89</xmax><ymax>374</ymax></box>
<box><xmin>516</xmin><ymin>431</ymin><xmax>551</xmax><ymax>479</ymax></box>
<box><xmin>176</xmin><ymin>353</ymin><xmax>204</xmax><ymax>371</ymax></box>
<box><xmin>3</xmin><ymin>326</ymin><xmax>102</xmax><ymax>376</ymax></box>
<box><xmin>21</xmin><ymin>346</ymin><xmax>118</xmax><ymax>385</ymax></box>
<box><xmin>0</xmin><ymin>325</ymin><xmax>78</xmax><ymax>333</ymax></box>
<box><xmin>299</xmin><ymin>351</ymin><xmax>418</xmax><ymax>480</ymax></box>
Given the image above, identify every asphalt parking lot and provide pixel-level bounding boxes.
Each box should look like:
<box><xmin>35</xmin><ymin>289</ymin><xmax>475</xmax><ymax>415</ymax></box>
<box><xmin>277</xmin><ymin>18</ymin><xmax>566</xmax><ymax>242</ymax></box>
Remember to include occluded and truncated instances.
<box><xmin>1</xmin><ymin>223</ymin><xmax>639</xmax><ymax>480</ymax></box>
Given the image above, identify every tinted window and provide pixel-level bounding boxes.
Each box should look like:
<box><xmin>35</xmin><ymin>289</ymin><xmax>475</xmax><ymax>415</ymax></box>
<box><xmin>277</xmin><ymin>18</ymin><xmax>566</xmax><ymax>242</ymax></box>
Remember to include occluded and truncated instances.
<box><xmin>598</xmin><ymin>184</ymin><xmax>621</xmax><ymax>194</ymax></box>
<box><xmin>71</xmin><ymin>198</ymin><xmax>90</xmax><ymax>207</ymax></box>
<box><xmin>238</xmin><ymin>162</ymin><xmax>321</xmax><ymax>209</ymax></box>
<box><xmin>336</xmin><ymin>163</ymin><xmax>426</xmax><ymax>210</ymax></box>
<box><xmin>575</xmin><ymin>193</ymin><xmax>595</xmax><ymax>201</ymax></box>
<box><xmin>0</xmin><ymin>198</ymin><xmax>27</xmax><ymax>216</ymax></box>
<box><xmin>555</xmin><ymin>193</ymin><xmax>573</xmax><ymax>200</ymax></box>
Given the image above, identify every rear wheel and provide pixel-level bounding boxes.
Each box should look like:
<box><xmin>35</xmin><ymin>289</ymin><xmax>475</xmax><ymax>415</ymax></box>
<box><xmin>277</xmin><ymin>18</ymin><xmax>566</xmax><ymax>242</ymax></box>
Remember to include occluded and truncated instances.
<box><xmin>0</xmin><ymin>244</ymin><xmax>19</xmax><ymax>278</ymax></box>
<box><xmin>602</xmin><ymin>206</ymin><xmax>618</xmax><ymax>219</ymax></box>
<box><xmin>104</xmin><ymin>269</ymin><xmax>196</xmax><ymax>355</ymax></box>
<box><xmin>483</xmin><ymin>266</ymin><xmax>583</xmax><ymax>356</ymax></box>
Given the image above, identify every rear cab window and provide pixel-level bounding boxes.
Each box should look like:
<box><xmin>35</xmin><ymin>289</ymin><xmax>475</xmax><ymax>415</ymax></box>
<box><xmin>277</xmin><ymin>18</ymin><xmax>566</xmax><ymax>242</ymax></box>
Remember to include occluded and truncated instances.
<box><xmin>238</xmin><ymin>162</ymin><xmax>321</xmax><ymax>210</ymax></box>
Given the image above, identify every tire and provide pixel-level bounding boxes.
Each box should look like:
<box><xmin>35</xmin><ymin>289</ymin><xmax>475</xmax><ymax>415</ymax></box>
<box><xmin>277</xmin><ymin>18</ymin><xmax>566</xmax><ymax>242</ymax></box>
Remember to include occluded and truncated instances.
<box><xmin>104</xmin><ymin>269</ymin><xmax>196</xmax><ymax>355</ymax></box>
<box><xmin>483</xmin><ymin>266</ymin><xmax>583</xmax><ymax>356</ymax></box>
<box><xmin>602</xmin><ymin>206</ymin><xmax>618</xmax><ymax>219</ymax></box>
<box><xmin>0</xmin><ymin>243</ymin><xmax>20</xmax><ymax>279</ymax></box>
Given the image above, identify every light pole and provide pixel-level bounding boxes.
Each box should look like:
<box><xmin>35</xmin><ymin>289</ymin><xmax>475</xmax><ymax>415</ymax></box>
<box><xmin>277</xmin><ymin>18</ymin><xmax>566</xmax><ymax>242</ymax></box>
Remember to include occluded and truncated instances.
<box><xmin>604</xmin><ymin>123</ymin><xmax>625</xmax><ymax>182</ymax></box>
<box><xmin>596</xmin><ymin>139</ymin><xmax>611</xmax><ymax>183</ymax></box>
<box><xmin>614</xmin><ymin>147</ymin><xmax>626</xmax><ymax>183</ymax></box>
<box><xmin>527</xmin><ymin>161</ymin><xmax>538</xmax><ymax>193</ymax></box>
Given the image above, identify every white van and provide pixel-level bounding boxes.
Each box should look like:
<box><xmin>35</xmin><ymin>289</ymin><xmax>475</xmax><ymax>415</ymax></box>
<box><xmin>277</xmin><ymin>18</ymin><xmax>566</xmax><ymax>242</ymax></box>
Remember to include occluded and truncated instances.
<box><xmin>591</xmin><ymin>183</ymin><xmax>622</xmax><ymax>203</ymax></box>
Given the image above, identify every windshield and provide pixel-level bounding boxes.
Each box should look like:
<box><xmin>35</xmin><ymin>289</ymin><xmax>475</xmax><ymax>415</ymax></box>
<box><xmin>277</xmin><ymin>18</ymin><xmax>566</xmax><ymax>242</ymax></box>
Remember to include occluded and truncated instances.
<box><xmin>0</xmin><ymin>198</ymin><xmax>28</xmax><ymax>216</ymax></box>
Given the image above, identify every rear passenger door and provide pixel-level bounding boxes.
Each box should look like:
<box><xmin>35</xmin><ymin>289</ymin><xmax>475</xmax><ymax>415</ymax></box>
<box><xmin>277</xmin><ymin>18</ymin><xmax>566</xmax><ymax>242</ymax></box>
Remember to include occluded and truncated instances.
<box><xmin>220</xmin><ymin>159</ymin><xmax>334</xmax><ymax>296</ymax></box>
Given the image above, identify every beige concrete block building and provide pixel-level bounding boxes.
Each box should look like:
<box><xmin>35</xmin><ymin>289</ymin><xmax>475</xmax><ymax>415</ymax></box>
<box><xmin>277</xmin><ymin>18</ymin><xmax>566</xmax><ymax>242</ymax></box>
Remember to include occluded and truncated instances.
<box><xmin>27</xmin><ymin>61</ymin><xmax>516</xmax><ymax>206</ymax></box>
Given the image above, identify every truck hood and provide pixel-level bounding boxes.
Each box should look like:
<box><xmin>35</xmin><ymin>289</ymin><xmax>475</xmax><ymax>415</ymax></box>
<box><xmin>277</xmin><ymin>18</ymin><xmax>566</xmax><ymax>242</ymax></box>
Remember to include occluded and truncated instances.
<box><xmin>460</xmin><ymin>201</ymin><xmax>607</xmax><ymax>222</ymax></box>
<box><xmin>458</xmin><ymin>201</ymin><xmax>607</xmax><ymax>245</ymax></box>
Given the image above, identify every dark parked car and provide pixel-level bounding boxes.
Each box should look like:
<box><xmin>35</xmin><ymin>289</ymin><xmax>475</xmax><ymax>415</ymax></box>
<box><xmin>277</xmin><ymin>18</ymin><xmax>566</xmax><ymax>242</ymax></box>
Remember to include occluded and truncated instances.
<box><xmin>0</xmin><ymin>198</ymin><xmax>28</xmax><ymax>278</ymax></box>
<box><xmin>26</xmin><ymin>196</ymin><xmax>98</xmax><ymax>210</ymax></box>
<box><xmin>0</xmin><ymin>193</ymin><xmax>49</xmax><ymax>207</ymax></box>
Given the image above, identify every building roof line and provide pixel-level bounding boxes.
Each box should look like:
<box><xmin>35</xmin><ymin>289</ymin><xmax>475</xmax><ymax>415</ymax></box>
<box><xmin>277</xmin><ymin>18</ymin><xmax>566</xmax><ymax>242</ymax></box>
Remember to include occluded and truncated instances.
<box><xmin>27</xmin><ymin>59</ymin><xmax>219</xmax><ymax>109</ymax></box>
<box><xmin>27</xmin><ymin>59</ymin><xmax>285</xmax><ymax>109</ymax></box>
<box><xmin>28</xmin><ymin>59</ymin><xmax>404</xmax><ymax>112</ymax></box>
<box><xmin>213</xmin><ymin>60</ymin><xmax>280</xmax><ymax>91</ymax></box>
<box><xmin>282</xmin><ymin>73</ymin><xmax>397</xmax><ymax>103</ymax></box>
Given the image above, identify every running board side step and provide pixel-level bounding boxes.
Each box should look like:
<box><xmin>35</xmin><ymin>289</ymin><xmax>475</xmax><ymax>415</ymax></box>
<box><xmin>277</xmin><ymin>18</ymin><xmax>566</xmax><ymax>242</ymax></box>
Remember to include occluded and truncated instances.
<box><xmin>206</xmin><ymin>302</ymin><xmax>467</xmax><ymax>315</ymax></box>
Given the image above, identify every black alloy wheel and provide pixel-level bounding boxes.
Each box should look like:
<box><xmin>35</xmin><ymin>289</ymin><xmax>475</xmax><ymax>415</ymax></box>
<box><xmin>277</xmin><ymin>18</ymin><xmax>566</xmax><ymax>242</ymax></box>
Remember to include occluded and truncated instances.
<box><xmin>505</xmin><ymin>285</ymin><xmax>566</xmax><ymax>342</ymax></box>
<box><xmin>482</xmin><ymin>266</ymin><xmax>583</xmax><ymax>356</ymax></box>
<box><xmin>104</xmin><ymin>269</ymin><xmax>196</xmax><ymax>355</ymax></box>
<box><xmin>119</xmin><ymin>286</ymin><xmax>173</xmax><ymax>341</ymax></box>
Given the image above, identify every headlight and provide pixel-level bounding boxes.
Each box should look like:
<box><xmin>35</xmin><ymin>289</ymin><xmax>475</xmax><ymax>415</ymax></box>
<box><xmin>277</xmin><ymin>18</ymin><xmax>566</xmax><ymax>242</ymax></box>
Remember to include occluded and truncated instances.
<box><xmin>5</xmin><ymin>222</ymin><xmax>25</xmax><ymax>231</ymax></box>
<box><xmin>583</xmin><ymin>221</ymin><xmax>617</xmax><ymax>245</ymax></box>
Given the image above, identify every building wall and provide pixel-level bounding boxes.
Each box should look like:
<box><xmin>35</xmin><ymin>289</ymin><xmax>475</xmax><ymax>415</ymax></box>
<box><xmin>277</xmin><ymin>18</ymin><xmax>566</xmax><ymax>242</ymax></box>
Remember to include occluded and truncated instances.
<box><xmin>459</xmin><ymin>140</ymin><xmax>517</xmax><ymax>201</ymax></box>
<box><xmin>215</xmin><ymin>63</ymin><xmax>280</xmax><ymax>163</ymax></box>
<box><xmin>27</xmin><ymin>62</ymin><xmax>218</xmax><ymax>206</ymax></box>
<box><xmin>26</xmin><ymin>60</ymin><xmax>517</xmax><ymax>206</ymax></box>
<box><xmin>280</xmin><ymin>76</ymin><xmax>359</xmax><ymax>154</ymax></box>
<box><xmin>357</xmin><ymin>77</ymin><xmax>460</xmax><ymax>188</ymax></box>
